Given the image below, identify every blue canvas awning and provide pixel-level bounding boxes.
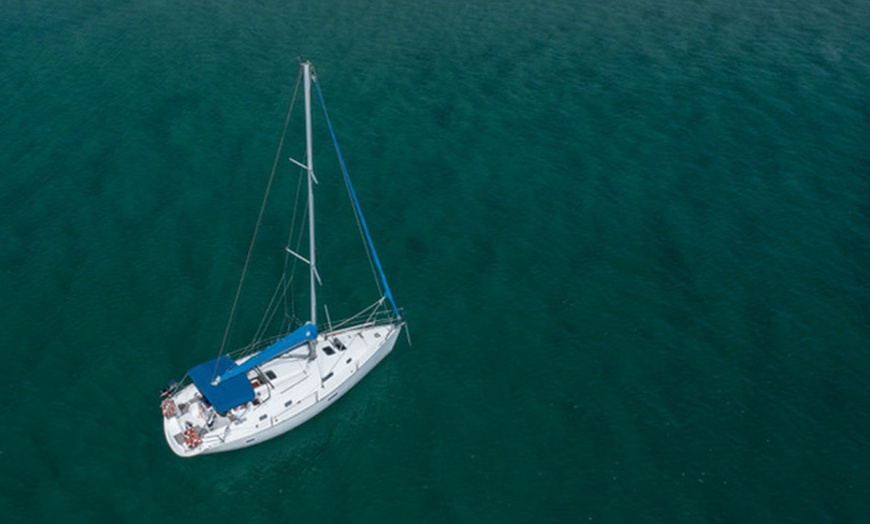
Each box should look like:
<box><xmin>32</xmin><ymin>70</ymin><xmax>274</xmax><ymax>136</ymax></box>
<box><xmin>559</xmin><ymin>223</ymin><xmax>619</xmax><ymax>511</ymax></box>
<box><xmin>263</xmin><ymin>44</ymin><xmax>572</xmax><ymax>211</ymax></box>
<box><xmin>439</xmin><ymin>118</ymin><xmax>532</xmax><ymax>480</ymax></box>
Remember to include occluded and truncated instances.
<box><xmin>189</xmin><ymin>356</ymin><xmax>255</xmax><ymax>414</ymax></box>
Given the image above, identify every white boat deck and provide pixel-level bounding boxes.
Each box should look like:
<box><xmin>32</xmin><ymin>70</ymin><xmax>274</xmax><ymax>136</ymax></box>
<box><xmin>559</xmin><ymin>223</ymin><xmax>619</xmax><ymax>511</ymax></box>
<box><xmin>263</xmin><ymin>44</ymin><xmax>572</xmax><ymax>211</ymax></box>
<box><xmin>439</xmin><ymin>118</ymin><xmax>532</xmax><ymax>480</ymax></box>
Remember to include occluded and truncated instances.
<box><xmin>163</xmin><ymin>322</ymin><xmax>401</xmax><ymax>456</ymax></box>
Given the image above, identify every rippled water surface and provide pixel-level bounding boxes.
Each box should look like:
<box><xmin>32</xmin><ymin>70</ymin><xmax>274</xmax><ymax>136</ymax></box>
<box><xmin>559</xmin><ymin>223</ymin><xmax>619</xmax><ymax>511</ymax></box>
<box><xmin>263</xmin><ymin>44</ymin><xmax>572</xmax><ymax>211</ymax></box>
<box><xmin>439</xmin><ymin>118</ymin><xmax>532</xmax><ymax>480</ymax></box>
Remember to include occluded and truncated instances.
<box><xmin>2</xmin><ymin>0</ymin><xmax>869</xmax><ymax>521</ymax></box>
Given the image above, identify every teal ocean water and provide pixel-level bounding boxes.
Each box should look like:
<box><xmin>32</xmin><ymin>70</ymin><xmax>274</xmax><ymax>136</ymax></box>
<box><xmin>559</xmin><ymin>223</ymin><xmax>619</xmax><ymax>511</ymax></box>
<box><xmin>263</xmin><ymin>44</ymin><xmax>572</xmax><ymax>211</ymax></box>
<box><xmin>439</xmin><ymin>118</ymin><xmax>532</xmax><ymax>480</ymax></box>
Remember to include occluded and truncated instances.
<box><xmin>3</xmin><ymin>0</ymin><xmax>870</xmax><ymax>521</ymax></box>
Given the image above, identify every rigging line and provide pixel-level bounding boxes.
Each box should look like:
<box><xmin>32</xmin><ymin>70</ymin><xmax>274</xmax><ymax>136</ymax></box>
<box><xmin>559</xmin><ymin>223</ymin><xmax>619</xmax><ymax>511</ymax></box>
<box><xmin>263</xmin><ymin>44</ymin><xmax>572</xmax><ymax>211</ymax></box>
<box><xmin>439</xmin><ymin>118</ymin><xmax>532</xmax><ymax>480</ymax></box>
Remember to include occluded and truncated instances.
<box><xmin>250</xmin><ymin>275</ymin><xmax>288</xmax><ymax>351</ymax></box>
<box><xmin>282</xmin><ymin>165</ymin><xmax>307</xmax><ymax>324</ymax></box>
<box><xmin>342</xmin><ymin>155</ymin><xmax>383</xmax><ymax>297</ymax></box>
<box><xmin>312</xmin><ymin>77</ymin><xmax>401</xmax><ymax>319</ymax></box>
<box><xmin>283</xmin><ymin>161</ymin><xmax>307</xmax><ymax>277</ymax></box>
<box><xmin>330</xmin><ymin>297</ymin><xmax>386</xmax><ymax>330</ymax></box>
<box><xmin>271</xmin><ymin>277</ymin><xmax>293</xmax><ymax>334</ymax></box>
<box><xmin>213</xmin><ymin>68</ymin><xmax>303</xmax><ymax>377</ymax></box>
<box><xmin>257</xmin><ymin>164</ymin><xmax>303</xmax><ymax>348</ymax></box>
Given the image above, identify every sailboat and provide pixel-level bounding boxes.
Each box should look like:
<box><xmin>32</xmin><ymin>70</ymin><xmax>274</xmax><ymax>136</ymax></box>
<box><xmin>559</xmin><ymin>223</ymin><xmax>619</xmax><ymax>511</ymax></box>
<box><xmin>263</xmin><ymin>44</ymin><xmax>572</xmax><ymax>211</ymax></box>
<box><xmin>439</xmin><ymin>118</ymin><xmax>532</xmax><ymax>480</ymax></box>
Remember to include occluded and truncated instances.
<box><xmin>160</xmin><ymin>61</ymin><xmax>404</xmax><ymax>457</ymax></box>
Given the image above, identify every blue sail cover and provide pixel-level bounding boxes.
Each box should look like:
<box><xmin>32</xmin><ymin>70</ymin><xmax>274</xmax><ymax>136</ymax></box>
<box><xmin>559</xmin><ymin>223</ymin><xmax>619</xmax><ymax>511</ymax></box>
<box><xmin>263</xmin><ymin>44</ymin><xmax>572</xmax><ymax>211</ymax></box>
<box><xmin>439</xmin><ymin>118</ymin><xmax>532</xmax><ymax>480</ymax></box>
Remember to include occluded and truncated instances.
<box><xmin>189</xmin><ymin>356</ymin><xmax>254</xmax><ymax>414</ymax></box>
<box><xmin>189</xmin><ymin>324</ymin><xmax>317</xmax><ymax>414</ymax></box>
<box><xmin>218</xmin><ymin>322</ymin><xmax>318</xmax><ymax>383</ymax></box>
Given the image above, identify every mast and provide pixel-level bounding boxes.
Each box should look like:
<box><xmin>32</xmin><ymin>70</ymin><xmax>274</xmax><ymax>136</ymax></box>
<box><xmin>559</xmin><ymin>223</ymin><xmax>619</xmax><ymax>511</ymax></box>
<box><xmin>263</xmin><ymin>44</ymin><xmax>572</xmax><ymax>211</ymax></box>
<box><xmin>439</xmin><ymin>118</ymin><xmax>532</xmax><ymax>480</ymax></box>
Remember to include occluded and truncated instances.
<box><xmin>303</xmin><ymin>61</ymin><xmax>317</xmax><ymax>328</ymax></box>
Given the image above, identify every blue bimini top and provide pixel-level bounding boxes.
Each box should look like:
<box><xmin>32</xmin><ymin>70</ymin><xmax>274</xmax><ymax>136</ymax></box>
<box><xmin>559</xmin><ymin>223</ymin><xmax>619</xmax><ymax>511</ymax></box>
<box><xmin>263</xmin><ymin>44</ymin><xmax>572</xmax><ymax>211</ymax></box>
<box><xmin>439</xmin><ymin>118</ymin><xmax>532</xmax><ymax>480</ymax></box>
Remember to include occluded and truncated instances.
<box><xmin>188</xmin><ymin>356</ymin><xmax>254</xmax><ymax>414</ymax></box>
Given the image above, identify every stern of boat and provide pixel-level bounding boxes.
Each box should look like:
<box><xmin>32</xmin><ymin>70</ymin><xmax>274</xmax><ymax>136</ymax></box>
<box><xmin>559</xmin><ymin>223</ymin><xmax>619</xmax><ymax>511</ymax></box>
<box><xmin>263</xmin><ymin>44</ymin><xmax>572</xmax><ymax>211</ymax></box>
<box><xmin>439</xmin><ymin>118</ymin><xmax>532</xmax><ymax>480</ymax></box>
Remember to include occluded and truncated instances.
<box><xmin>160</xmin><ymin>385</ymin><xmax>211</xmax><ymax>457</ymax></box>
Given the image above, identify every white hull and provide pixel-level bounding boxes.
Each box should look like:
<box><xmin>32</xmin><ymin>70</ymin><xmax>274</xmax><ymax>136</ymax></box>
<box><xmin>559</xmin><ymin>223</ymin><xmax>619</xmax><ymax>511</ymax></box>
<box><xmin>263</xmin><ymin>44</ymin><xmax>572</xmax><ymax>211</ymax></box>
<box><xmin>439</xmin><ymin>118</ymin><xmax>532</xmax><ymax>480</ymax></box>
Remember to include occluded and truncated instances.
<box><xmin>163</xmin><ymin>322</ymin><xmax>402</xmax><ymax>457</ymax></box>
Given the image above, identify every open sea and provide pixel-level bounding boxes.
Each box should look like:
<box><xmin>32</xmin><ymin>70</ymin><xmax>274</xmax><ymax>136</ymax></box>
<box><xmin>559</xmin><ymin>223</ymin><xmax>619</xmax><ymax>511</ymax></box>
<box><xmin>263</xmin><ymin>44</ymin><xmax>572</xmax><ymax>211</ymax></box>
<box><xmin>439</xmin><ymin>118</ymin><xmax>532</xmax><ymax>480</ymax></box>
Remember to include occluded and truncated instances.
<box><xmin>2</xmin><ymin>0</ymin><xmax>870</xmax><ymax>521</ymax></box>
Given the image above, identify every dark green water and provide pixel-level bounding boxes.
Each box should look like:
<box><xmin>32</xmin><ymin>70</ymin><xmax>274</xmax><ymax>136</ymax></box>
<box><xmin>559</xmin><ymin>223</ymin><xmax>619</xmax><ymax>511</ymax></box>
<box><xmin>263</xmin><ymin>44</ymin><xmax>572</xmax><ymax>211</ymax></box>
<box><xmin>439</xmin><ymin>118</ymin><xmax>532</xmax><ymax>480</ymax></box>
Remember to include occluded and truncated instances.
<box><xmin>2</xmin><ymin>0</ymin><xmax>870</xmax><ymax>521</ymax></box>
